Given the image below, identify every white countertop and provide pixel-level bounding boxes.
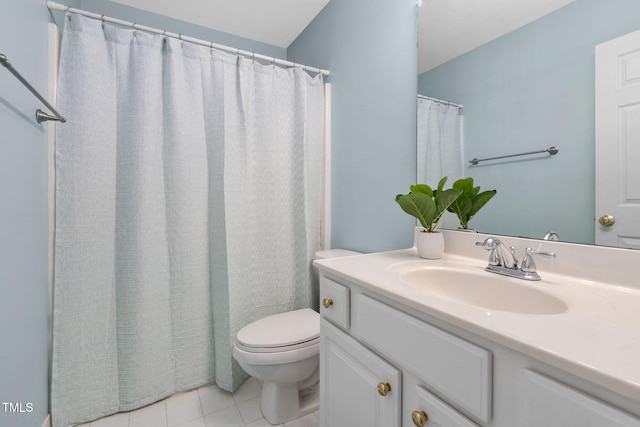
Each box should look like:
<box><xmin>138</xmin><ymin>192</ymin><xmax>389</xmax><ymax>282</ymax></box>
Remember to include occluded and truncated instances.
<box><xmin>314</xmin><ymin>246</ymin><xmax>640</xmax><ymax>403</ymax></box>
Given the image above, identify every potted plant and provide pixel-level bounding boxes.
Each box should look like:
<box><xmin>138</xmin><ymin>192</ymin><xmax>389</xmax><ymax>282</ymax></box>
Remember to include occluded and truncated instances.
<box><xmin>447</xmin><ymin>177</ymin><xmax>497</xmax><ymax>230</ymax></box>
<box><xmin>395</xmin><ymin>177</ymin><xmax>462</xmax><ymax>259</ymax></box>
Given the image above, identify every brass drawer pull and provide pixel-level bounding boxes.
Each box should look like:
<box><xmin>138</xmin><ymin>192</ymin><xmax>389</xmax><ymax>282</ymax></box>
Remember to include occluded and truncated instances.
<box><xmin>322</xmin><ymin>298</ymin><xmax>333</xmax><ymax>309</ymax></box>
<box><xmin>412</xmin><ymin>410</ymin><xmax>429</xmax><ymax>426</ymax></box>
<box><xmin>377</xmin><ymin>382</ymin><xmax>391</xmax><ymax>396</ymax></box>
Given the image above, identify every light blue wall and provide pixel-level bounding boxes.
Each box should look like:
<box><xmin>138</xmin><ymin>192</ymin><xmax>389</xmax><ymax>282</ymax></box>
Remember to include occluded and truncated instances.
<box><xmin>418</xmin><ymin>0</ymin><xmax>640</xmax><ymax>244</ymax></box>
<box><xmin>288</xmin><ymin>0</ymin><xmax>418</xmax><ymax>253</ymax></box>
<box><xmin>0</xmin><ymin>0</ymin><xmax>51</xmax><ymax>425</ymax></box>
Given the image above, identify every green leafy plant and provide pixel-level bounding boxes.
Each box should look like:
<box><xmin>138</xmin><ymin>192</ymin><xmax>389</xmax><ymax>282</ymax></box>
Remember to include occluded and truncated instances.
<box><xmin>395</xmin><ymin>177</ymin><xmax>462</xmax><ymax>232</ymax></box>
<box><xmin>447</xmin><ymin>177</ymin><xmax>497</xmax><ymax>229</ymax></box>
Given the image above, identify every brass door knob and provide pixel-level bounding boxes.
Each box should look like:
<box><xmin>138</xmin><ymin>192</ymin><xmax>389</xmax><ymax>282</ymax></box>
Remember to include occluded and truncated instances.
<box><xmin>598</xmin><ymin>215</ymin><xmax>616</xmax><ymax>227</ymax></box>
<box><xmin>377</xmin><ymin>382</ymin><xmax>391</xmax><ymax>396</ymax></box>
<box><xmin>322</xmin><ymin>298</ymin><xmax>333</xmax><ymax>309</ymax></box>
<box><xmin>411</xmin><ymin>410</ymin><xmax>429</xmax><ymax>427</ymax></box>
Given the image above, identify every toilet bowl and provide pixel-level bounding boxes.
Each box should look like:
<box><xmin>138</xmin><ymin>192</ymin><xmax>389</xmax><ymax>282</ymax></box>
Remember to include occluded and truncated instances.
<box><xmin>233</xmin><ymin>308</ymin><xmax>320</xmax><ymax>424</ymax></box>
<box><xmin>232</xmin><ymin>249</ymin><xmax>360</xmax><ymax>425</ymax></box>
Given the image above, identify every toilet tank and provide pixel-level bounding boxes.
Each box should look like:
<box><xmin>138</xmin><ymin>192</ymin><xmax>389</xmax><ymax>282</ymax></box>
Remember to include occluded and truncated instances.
<box><xmin>315</xmin><ymin>249</ymin><xmax>361</xmax><ymax>259</ymax></box>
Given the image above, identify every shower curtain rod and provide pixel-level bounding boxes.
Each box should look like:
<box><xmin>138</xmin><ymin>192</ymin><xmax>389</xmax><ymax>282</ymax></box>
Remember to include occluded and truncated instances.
<box><xmin>46</xmin><ymin>1</ymin><xmax>330</xmax><ymax>77</ymax></box>
<box><xmin>417</xmin><ymin>94</ymin><xmax>463</xmax><ymax>109</ymax></box>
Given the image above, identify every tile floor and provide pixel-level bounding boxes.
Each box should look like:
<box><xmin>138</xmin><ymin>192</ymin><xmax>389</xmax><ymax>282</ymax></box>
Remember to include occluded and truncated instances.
<box><xmin>74</xmin><ymin>377</ymin><xmax>320</xmax><ymax>427</ymax></box>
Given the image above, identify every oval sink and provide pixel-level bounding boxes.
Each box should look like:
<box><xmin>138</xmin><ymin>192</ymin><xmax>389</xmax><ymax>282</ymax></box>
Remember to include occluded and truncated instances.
<box><xmin>400</xmin><ymin>266</ymin><xmax>568</xmax><ymax>315</ymax></box>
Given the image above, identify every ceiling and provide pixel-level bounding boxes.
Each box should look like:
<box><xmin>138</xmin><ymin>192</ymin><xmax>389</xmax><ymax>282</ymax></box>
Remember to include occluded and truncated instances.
<box><xmin>109</xmin><ymin>0</ymin><xmax>575</xmax><ymax>73</ymax></box>
<box><xmin>417</xmin><ymin>0</ymin><xmax>576</xmax><ymax>73</ymax></box>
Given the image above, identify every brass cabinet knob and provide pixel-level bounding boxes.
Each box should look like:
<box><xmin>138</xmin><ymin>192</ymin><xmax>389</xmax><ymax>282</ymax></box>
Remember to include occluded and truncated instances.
<box><xmin>598</xmin><ymin>215</ymin><xmax>616</xmax><ymax>227</ymax></box>
<box><xmin>411</xmin><ymin>410</ymin><xmax>429</xmax><ymax>427</ymax></box>
<box><xmin>377</xmin><ymin>382</ymin><xmax>391</xmax><ymax>396</ymax></box>
<box><xmin>322</xmin><ymin>298</ymin><xmax>333</xmax><ymax>309</ymax></box>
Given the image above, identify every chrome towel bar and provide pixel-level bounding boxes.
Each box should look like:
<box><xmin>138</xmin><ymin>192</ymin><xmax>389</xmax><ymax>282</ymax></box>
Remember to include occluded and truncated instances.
<box><xmin>0</xmin><ymin>53</ymin><xmax>66</xmax><ymax>123</ymax></box>
<box><xmin>469</xmin><ymin>146</ymin><xmax>558</xmax><ymax>165</ymax></box>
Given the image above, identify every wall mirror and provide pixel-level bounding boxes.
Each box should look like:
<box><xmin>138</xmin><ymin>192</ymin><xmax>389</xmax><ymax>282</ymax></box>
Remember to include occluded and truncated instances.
<box><xmin>417</xmin><ymin>0</ymin><xmax>640</xmax><ymax>248</ymax></box>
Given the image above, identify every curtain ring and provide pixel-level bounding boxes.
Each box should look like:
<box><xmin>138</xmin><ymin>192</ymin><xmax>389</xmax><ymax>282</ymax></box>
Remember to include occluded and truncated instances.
<box><xmin>66</xmin><ymin>6</ymin><xmax>72</xmax><ymax>20</ymax></box>
<box><xmin>252</xmin><ymin>52</ymin><xmax>255</xmax><ymax>64</ymax></box>
<box><xmin>100</xmin><ymin>14</ymin><xmax>105</xmax><ymax>29</ymax></box>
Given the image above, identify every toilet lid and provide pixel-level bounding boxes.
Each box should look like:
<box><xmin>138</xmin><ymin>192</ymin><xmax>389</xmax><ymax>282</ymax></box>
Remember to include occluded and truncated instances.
<box><xmin>236</xmin><ymin>308</ymin><xmax>320</xmax><ymax>350</ymax></box>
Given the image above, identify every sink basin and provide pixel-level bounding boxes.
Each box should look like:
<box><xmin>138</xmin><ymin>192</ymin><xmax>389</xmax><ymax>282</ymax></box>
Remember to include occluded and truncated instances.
<box><xmin>399</xmin><ymin>266</ymin><xmax>568</xmax><ymax>315</ymax></box>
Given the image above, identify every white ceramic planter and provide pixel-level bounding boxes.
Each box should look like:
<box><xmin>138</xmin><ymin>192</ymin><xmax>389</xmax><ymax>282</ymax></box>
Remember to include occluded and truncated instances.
<box><xmin>416</xmin><ymin>230</ymin><xmax>444</xmax><ymax>259</ymax></box>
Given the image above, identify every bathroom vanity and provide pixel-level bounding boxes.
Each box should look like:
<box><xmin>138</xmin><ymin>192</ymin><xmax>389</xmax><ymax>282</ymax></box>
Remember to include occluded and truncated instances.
<box><xmin>314</xmin><ymin>230</ymin><xmax>640</xmax><ymax>427</ymax></box>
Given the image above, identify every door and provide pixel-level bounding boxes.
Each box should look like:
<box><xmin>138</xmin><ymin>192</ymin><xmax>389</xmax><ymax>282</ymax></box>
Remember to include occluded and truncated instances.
<box><xmin>595</xmin><ymin>29</ymin><xmax>640</xmax><ymax>248</ymax></box>
<box><xmin>320</xmin><ymin>319</ymin><xmax>401</xmax><ymax>427</ymax></box>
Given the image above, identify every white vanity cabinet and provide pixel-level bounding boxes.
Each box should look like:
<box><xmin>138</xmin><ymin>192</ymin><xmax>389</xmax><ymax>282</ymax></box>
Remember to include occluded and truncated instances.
<box><xmin>522</xmin><ymin>370</ymin><xmax>640</xmax><ymax>427</ymax></box>
<box><xmin>319</xmin><ymin>275</ymin><xmax>489</xmax><ymax>427</ymax></box>
<box><xmin>318</xmin><ymin>271</ymin><xmax>640</xmax><ymax>427</ymax></box>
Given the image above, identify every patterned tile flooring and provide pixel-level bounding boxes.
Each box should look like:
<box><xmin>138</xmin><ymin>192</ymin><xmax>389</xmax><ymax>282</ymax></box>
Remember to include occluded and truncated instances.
<box><xmin>74</xmin><ymin>378</ymin><xmax>319</xmax><ymax>427</ymax></box>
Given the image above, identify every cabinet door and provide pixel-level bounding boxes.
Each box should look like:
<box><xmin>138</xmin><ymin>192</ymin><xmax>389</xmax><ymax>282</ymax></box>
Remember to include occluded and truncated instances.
<box><xmin>522</xmin><ymin>370</ymin><xmax>640</xmax><ymax>427</ymax></box>
<box><xmin>321</xmin><ymin>319</ymin><xmax>401</xmax><ymax>427</ymax></box>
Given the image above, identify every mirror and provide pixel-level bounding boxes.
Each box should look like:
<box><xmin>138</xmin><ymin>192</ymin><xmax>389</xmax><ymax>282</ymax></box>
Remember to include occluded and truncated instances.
<box><xmin>416</xmin><ymin>0</ymin><xmax>640</xmax><ymax>246</ymax></box>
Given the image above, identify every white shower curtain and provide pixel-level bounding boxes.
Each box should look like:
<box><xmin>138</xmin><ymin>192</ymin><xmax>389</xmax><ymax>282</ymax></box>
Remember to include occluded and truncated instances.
<box><xmin>416</xmin><ymin>97</ymin><xmax>463</xmax><ymax>184</ymax></box>
<box><xmin>416</xmin><ymin>97</ymin><xmax>463</xmax><ymax>228</ymax></box>
<box><xmin>51</xmin><ymin>14</ymin><xmax>324</xmax><ymax>427</ymax></box>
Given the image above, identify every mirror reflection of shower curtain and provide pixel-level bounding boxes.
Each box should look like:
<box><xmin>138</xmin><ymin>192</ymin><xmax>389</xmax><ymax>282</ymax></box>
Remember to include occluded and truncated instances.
<box><xmin>417</xmin><ymin>97</ymin><xmax>463</xmax><ymax>184</ymax></box>
<box><xmin>417</xmin><ymin>97</ymin><xmax>463</xmax><ymax>228</ymax></box>
<box><xmin>51</xmin><ymin>14</ymin><xmax>324</xmax><ymax>427</ymax></box>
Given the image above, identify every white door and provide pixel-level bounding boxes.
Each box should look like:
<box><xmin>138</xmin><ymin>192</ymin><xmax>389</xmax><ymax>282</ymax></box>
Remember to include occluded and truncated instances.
<box><xmin>595</xmin><ymin>30</ymin><xmax>640</xmax><ymax>248</ymax></box>
<box><xmin>320</xmin><ymin>319</ymin><xmax>401</xmax><ymax>427</ymax></box>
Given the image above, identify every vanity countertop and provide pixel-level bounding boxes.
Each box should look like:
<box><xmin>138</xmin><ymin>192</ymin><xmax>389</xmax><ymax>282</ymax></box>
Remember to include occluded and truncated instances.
<box><xmin>314</xmin><ymin>246</ymin><xmax>640</xmax><ymax>403</ymax></box>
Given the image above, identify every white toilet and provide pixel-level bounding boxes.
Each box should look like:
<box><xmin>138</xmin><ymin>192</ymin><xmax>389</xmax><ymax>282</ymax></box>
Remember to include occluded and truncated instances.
<box><xmin>232</xmin><ymin>249</ymin><xmax>360</xmax><ymax>425</ymax></box>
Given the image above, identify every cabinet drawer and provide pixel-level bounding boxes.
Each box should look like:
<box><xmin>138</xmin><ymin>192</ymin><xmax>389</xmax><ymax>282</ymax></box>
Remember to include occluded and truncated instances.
<box><xmin>413</xmin><ymin>386</ymin><xmax>479</xmax><ymax>427</ymax></box>
<box><xmin>319</xmin><ymin>276</ymin><xmax>349</xmax><ymax>329</ymax></box>
<box><xmin>522</xmin><ymin>370</ymin><xmax>640</xmax><ymax>427</ymax></box>
<box><xmin>355</xmin><ymin>294</ymin><xmax>492</xmax><ymax>423</ymax></box>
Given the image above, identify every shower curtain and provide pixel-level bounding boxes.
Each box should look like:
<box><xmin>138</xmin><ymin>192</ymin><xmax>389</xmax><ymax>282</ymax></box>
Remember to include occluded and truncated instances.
<box><xmin>416</xmin><ymin>97</ymin><xmax>463</xmax><ymax>229</ymax></box>
<box><xmin>416</xmin><ymin>97</ymin><xmax>463</xmax><ymax>184</ymax></box>
<box><xmin>51</xmin><ymin>14</ymin><xmax>324</xmax><ymax>427</ymax></box>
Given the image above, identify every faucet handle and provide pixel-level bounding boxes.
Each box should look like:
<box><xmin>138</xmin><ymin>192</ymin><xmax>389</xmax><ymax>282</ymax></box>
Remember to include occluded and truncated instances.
<box><xmin>521</xmin><ymin>248</ymin><xmax>556</xmax><ymax>273</ymax></box>
<box><xmin>488</xmin><ymin>247</ymin><xmax>500</xmax><ymax>266</ymax></box>
<box><xmin>476</xmin><ymin>237</ymin><xmax>499</xmax><ymax>249</ymax></box>
<box><xmin>476</xmin><ymin>238</ymin><xmax>500</xmax><ymax>265</ymax></box>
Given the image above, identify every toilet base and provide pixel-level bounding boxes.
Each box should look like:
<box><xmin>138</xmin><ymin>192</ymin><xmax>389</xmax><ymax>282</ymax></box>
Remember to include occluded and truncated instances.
<box><xmin>261</xmin><ymin>380</ymin><xmax>319</xmax><ymax>425</ymax></box>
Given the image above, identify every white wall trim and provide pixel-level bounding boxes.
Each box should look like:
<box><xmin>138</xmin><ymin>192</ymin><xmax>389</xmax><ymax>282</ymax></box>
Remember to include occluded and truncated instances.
<box><xmin>321</xmin><ymin>83</ymin><xmax>331</xmax><ymax>250</ymax></box>
<box><xmin>47</xmin><ymin>21</ymin><xmax>60</xmax><ymax>418</ymax></box>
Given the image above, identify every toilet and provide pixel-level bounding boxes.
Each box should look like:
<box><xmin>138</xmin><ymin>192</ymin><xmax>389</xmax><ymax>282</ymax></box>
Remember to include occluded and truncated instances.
<box><xmin>232</xmin><ymin>249</ymin><xmax>360</xmax><ymax>425</ymax></box>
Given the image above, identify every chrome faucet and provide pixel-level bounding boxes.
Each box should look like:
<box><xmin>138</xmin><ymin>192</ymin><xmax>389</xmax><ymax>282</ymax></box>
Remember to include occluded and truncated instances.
<box><xmin>476</xmin><ymin>238</ymin><xmax>555</xmax><ymax>281</ymax></box>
